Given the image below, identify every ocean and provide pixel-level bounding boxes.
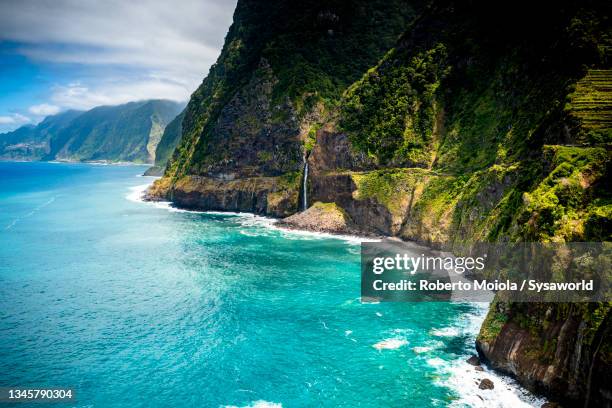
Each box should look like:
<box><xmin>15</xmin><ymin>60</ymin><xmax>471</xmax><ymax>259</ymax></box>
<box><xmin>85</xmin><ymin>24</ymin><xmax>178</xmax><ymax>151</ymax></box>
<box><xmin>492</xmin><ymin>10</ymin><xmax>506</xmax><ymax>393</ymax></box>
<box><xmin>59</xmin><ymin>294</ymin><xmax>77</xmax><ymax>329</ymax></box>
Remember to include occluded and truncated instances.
<box><xmin>0</xmin><ymin>161</ymin><xmax>544</xmax><ymax>407</ymax></box>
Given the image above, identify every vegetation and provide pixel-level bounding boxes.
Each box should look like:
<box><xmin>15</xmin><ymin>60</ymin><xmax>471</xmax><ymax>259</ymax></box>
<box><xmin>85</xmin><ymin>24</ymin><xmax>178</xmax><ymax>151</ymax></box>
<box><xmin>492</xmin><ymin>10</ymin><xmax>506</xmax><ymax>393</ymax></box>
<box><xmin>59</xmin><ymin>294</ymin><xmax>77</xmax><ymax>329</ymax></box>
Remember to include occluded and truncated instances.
<box><xmin>341</xmin><ymin>44</ymin><xmax>448</xmax><ymax>165</ymax></box>
<box><xmin>153</xmin><ymin>1</ymin><xmax>611</xmax><ymax>403</ymax></box>
<box><xmin>152</xmin><ymin>110</ymin><xmax>185</xmax><ymax>170</ymax></box>
<box><xmin>351</xmin><ymin>168</ymin><xmax>430</xmax><ymax>216</ymax></box>
<box><xmin>165</xmin><ymin>0</ymin><xmax>423</xmax><ymax>179</ymax></box>
<box><xmin>0</xmin><ymin>100</ymin><xmax>183</xmax><ymax>163</ymax></box>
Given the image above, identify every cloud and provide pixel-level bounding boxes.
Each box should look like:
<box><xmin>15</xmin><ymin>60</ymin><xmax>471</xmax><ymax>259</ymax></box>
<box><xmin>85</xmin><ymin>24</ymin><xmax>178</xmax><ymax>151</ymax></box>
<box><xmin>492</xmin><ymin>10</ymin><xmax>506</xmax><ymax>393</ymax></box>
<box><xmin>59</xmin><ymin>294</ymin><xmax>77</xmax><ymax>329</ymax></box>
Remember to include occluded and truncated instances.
<box><xmin>0</xmin><ymin>113</ymin><xmax>31</xmax><ymax>125</ymax></box>
<box><xmin>50</xmin><ymin>78</ymin><xmax>190</xmax><ymax>111</ymax></box>
<box><xmin>0</xmin><ymin>0</ymin><xmax>237</xmax><ymax>106</ymax></box>
<box><xmin>29</xmin><ymin>103</ymin><xmax>61</xmax><ymax>116</ymax></box>
<box><xmin>0</xmin><ymin>0</ymin><xmax>235</xmax><ymax>67</ymax></box>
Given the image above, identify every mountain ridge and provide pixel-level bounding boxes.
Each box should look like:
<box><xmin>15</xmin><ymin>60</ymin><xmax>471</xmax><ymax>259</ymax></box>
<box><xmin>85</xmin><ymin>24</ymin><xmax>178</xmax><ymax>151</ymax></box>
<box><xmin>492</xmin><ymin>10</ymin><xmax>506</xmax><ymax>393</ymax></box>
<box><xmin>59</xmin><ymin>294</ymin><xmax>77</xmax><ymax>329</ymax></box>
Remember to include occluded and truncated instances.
<box><xmin>0</xmin><ymin>99</ymin><xmax>184</xmax><ymax>163</ymax></box>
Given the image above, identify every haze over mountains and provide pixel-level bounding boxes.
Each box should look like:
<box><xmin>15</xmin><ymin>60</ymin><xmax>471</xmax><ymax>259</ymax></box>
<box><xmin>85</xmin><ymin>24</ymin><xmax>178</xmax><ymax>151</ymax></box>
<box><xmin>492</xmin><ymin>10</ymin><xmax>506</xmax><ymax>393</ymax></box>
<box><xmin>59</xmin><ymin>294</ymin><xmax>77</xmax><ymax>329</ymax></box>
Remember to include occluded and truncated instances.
<box><xmin>0</xmin><ymin>100</ymin><xmax>184</xmax><ymax>163</ymax></box>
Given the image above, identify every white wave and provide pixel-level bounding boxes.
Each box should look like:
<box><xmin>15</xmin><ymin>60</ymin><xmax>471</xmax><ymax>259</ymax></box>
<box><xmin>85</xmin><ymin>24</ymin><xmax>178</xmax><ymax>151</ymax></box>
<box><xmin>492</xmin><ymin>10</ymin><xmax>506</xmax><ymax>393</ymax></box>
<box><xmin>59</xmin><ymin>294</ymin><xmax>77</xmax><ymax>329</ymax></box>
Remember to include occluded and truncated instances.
<box><xmin>224</xmin><ymin>401</ymin><xmax>282</xmax><ymax>408</ymax></box>
<box><xmin>127</xmin><ymin>190</ymin><xmax>376</xmax><ymax>244</ymax></box>
<box><xmin>426</xmin><ymin>357</ymin><xmax>446</xmax><ymax>367</ymax></box>
<box><xmin>412</xmin><ymin>346</ymin><xmax>433</xmax><ymax>354</ymax></box>
<box><xmin>372</xmin><ymin>338</ymin><xmax>408</xmax><ymax>350</ymax></box>
<box><xmin>236</xmin><ymin>213</ymin><xmax>378</xmax><ymax>244</ymax></box>
<box><xmin>443</xmin><ymin>359</ymin><xmax>546</xmax><ymax>408</ymax></box>
<box><xmin>125</xmin><ymin>184</ymin><xmax>150</xmax><ymax>202</ymax></box>
<box><xmin>277</xmin><ymin>227</ymin><xmax>380</xmax><ymax>245</ymax></box>
<box><xmin>124</xmin><ymin>180</ymin><xmax>379</xmax><ymax>244</ymax></box>
<box><xmin>430</xmin><ymin>327</ymin><xmax>460</xmax><ymax>337</ymax></box>
<box><xmin>124</xmin><ymin>182</ymin><xmax>196</xmax><ymax>213</ymax></box>
<box><xmin>434</xmin><ymin>303</ymin><xmax>546</xmax><ymax>407</ymax></box>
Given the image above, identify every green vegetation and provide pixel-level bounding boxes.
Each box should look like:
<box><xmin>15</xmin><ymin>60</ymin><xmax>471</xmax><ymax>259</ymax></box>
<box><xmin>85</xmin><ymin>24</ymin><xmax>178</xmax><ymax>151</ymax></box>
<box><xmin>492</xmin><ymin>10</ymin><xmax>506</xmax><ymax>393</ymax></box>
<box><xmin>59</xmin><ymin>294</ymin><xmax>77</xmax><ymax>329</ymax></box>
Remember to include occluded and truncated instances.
<box><xmin>478</xmin><ymin>303</ymin><xmax>509</xmax><ymax>343</ymax></box>
<box><xmin>305</xmin><ymin>124</ymin><xmax>320</xmax><ymax>153</ymax></box>
<box><xmin>154</xmin><ymin>1</ymin><xmax>611</xmax><ymax>402</ymax></box>
<box><xmin>341</xmin><ymin>44</ymin><xmax>448</xmax><ymax>165</ymax></box>
<box><xmin>518</xmin><ymin>146</ymin><xmax>609</xmax><ymax>241</ymax></box>
<box><xmin>565</xmin><ymin>69</ymin><xmax>612</xmax><ymax>144</ymax></box>
<box><xmin>166</xmin><ymin>0</ymin><xmax>422</xmax><ymax>179</ymax></box>
<box><xmin>310</xmin><ymin>201</ymin><xmax>348</xmax><ymax>215</ymax></box>
<box><xmin>0</xmin><ymin>100</ymin><xmax>182</xmax><ymax>163</ymax></box>
<box><xmin>153</xmin><ymin>110</ymin><xmax>185</xmax><ymax>170</ymax></box>
<box><xmin>352</xmin><ymin>168</ymin><xmax>429</xmax><ymax>216</ymax></box>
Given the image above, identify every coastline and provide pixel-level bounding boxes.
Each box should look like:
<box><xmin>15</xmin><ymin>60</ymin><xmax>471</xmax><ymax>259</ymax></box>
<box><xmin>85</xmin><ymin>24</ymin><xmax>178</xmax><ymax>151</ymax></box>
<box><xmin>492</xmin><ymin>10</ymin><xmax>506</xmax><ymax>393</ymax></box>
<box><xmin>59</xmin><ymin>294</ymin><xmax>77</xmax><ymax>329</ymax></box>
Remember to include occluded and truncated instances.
<box><xmin>0</xmin><ymin>158</ymin><xmax>152</xmax><ymax>166</ymax></box>
<box><xmin>130</xmin><ymin>178</ymin><xmax>547</xmax><ymax>407</ymax></box>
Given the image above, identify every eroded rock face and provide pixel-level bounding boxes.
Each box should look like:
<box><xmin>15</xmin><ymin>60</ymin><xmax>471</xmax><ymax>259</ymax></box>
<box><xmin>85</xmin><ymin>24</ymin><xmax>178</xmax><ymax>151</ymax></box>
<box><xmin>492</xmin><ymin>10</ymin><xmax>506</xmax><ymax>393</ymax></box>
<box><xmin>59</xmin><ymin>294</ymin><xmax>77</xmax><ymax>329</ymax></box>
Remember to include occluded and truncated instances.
<box><xmin>280</xmin><ymin>202</ymin><xmax>359</xmax><ymax>234</ymax></box>
<box><xmin>145</xmin><ymin>175</ymin><xmax>298</xmax><ymax>217</ymax></box>
<box><xmin>195</xmin><ymin>61</ymin><xmax>303</xmax><ymax>179</ymax></box>
<box><xmin>309</xmin><ymin>172</ymin><xmax>395</xmax><ymax>236</ymax></box>
<box><xmin>476</xmin><ymin>303</ymin><xmax>612</xmax><ymax>406</ymax></box>
<box><xmin>309</xmin><ymin>129</ymin><xmax>373</xmax><ymax>173</ymax></box>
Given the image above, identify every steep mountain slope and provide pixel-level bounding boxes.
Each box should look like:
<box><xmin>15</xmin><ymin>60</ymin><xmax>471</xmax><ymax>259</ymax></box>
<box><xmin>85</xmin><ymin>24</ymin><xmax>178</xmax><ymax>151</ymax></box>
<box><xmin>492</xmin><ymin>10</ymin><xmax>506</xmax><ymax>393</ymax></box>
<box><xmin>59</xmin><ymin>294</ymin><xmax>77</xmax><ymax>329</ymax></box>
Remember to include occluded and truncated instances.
<box><xmin>149</xmin><ymin>0</ymin><xmax>422</xmax><ymax>212</ymax></box>
<box><xmin>0</xmin><ymin>110</ymin><xmax>82</xmax><ymax>160</ymax></box>
<box><xmin>0</xmin><ymin>100</ymin><xmax>183</xmax><ymax>163</ymax></box>
<box><xmin>147</xmin><ymin>0</ymin><xmax>611</xmax><ymax>405</ymax></box>
<box><xmin>144</xmin><ymin>110</ymin><xmax>185</xmax><ymax>175</ymax></box>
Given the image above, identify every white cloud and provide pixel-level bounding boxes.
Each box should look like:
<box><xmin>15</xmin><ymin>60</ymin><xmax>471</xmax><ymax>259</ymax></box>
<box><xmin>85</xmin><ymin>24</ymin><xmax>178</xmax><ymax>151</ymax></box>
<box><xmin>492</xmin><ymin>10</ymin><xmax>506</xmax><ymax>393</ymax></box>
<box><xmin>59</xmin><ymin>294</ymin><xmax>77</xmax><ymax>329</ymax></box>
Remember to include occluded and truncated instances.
<box><xmin>0</xmin><ymin>114</ymin><xmax>31</xmax><ymax>125</ymax></box>
<box><xmin>49</xmin><ymin>76</ymin><xmax>190</xmax><ymax>111</ymax></box>
<box><xmin>28</xmin><ymin>104</ymin><xmax>61</xmax><ymax>116</ymax></box>
<box><xmin>0</xmin><ymin>0</ymin><xmax>237</xmax><ymax>100</ymax></box>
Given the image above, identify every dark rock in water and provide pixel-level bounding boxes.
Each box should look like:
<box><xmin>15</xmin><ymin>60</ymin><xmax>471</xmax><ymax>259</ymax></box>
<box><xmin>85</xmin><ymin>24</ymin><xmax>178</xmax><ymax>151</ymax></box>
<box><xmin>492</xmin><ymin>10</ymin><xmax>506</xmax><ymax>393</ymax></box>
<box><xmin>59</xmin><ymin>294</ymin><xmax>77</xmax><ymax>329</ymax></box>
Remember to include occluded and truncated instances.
<box><xmin>479</xmin><ymin>379</ymin><xmax>494</xmax><ymax>390</ymax></box>
<box><xmin>467</xmin><ymin>355</ymin><xmax>481</xmax><ymax>366</ymax></box>
<box><xmin>541</xmin><ymin>403</ymin><xmax>561</xmax><ymax>408</ymax></box>
<box><xmin>474</xmin><ymin>366</ymin><xmax>484</xmax><ymax>371</ymax></box>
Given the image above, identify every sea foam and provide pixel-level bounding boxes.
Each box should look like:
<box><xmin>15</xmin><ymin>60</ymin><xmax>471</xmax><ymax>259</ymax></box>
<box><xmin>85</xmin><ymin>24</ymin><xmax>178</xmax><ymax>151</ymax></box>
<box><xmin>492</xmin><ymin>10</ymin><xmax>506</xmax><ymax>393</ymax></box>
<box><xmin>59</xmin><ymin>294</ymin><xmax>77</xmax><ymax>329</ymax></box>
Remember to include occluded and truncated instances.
<box><xmin>372</xmin><ymin>338</ymin><xmax>408</xmax><ymax>350</ymax></box>
<box><xmin>126</xmin><ymin>180</ymin><xmax>379</xmax><ymax>245</ymax></box>
<box><xmin>434</xmin><ymin>303</ymin><xmax>546</xmax><ymax>407</ymax></box>
<box><xmin>224</xmin><ymin>401</ymin><xmax>282</xmax><ymax>408</ymax></box>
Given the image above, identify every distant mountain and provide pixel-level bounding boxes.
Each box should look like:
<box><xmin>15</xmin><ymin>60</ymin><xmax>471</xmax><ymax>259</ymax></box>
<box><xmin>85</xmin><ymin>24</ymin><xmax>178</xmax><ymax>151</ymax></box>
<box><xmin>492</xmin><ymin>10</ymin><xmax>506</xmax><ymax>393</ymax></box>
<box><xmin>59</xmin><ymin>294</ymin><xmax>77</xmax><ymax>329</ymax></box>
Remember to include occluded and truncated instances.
<box><xmin>0</xmin><ymin>100</ymin><xmax>184</xmax><ymax>163</ymax></box>
<box><xmin>144</xmin><ymin>110</ymin><xmax>185</xmax><ymax>175</ymax></box>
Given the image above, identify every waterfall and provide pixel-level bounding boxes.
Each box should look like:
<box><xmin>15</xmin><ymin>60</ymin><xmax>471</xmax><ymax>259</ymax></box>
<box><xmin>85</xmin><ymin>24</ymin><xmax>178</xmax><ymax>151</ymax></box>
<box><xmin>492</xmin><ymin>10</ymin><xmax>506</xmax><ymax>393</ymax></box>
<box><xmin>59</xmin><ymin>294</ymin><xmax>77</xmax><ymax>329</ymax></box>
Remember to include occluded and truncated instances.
<box><xmin>302</xmin><ymin>161</ymin><xmax>309</xmax><ymax>211</ymax></box>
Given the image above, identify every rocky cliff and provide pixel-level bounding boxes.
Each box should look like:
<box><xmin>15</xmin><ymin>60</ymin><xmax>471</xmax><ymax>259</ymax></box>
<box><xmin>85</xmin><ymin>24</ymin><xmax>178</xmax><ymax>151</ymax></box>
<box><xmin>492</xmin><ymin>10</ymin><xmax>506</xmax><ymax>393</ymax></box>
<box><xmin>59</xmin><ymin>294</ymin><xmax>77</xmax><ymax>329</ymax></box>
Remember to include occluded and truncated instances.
<box><xmin>0</xmin><ymin>100</ymin><xmax>183</xmax><ymax>163</ymax></box>
<box><xmin>144</xmin><ymin>110</ymin><xmax>185</xmax><ymax>175</ymax></box>
<box><xmin>148</xmin><ymin>0</ymin><xmax>611</xmax><ymax>405</ymax></box>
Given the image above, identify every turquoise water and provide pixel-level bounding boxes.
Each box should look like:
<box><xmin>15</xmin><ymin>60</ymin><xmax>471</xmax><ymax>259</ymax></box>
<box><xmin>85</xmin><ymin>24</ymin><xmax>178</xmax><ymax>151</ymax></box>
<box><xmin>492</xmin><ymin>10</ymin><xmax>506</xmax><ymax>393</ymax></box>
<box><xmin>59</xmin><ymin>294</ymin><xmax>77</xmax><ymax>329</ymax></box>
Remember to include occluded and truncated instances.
<box><xmin>0</xmin><ymin>162</ymin><xmax>528</xmax><ymax>407</ymax></box>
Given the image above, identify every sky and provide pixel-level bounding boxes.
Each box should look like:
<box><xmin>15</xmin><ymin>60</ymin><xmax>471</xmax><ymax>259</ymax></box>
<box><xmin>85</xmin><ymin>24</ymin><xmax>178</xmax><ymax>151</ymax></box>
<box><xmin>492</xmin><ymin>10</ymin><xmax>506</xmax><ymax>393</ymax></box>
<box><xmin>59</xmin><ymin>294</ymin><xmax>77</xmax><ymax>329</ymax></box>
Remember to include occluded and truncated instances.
<box><xmin>0</xmin><ymin>0</ymin><xmax>237</xmax><ymax>133</ymax></box>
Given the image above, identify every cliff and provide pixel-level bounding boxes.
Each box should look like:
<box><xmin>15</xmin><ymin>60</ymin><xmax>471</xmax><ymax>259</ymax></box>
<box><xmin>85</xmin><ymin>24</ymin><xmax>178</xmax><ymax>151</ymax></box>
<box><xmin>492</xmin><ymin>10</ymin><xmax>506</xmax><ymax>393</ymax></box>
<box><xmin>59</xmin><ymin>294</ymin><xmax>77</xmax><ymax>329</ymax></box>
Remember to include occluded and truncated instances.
<box><xmin>0</xmin><ymin>100</ymin><xmax>183</xmax><ymax>163</ymax></box>
<box><xmin>147</xmin><ymin>0</ymin><xmax>611</xmax><ymax>405</ymax></box>
<box><xmin>144</xmin><ymin>110</ymin><xmax>185</xmax><ymax>175</ymax></box>
<box><xmin>147</xmin><ymin>0</ymin><xmax>422</xmax><ymax>211</ymax></box>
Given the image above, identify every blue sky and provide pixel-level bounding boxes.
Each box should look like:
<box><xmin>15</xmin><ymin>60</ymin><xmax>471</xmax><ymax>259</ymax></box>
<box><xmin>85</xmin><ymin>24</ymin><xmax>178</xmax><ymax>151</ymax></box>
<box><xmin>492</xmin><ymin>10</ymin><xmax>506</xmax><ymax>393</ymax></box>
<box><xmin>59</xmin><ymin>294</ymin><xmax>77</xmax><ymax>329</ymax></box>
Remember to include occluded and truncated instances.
<box><xmin>0</xmin><ymin>0</ymin><xmax>237</xmax><ymax>133</ymax></box>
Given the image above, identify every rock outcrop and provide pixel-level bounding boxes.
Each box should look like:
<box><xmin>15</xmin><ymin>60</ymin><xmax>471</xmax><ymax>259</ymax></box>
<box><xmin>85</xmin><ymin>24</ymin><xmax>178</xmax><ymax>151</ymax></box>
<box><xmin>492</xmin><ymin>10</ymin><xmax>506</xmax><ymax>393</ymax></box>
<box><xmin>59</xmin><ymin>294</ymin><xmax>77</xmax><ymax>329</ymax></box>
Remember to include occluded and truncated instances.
<box><xmin>280</xmin><ymin>201</ymin><xmax>360</xmax><ymax>234</ymax></box>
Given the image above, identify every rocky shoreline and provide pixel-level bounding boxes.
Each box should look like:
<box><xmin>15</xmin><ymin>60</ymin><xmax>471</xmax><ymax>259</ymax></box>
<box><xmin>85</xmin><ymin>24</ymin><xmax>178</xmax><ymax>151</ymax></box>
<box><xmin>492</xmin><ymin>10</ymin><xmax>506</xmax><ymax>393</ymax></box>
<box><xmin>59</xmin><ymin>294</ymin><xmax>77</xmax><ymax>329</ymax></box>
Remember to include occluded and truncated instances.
<box><xmin>142</xmin><ymin>182</ymin><xmax>552</xmax><ymax>407</ymax></box>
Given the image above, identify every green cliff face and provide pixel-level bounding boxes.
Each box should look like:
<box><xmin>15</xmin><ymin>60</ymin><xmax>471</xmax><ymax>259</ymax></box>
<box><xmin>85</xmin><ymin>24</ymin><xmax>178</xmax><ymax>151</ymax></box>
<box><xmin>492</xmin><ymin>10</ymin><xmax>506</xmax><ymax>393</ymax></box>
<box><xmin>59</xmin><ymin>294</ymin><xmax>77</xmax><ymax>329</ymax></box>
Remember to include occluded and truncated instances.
<box><xmin>149</xmin><ymin>0</ymin><xmax>611</xmax><ymax>405</ymax></box>
<box><xmin>161</xmin><ymin>0</ymin><xmax>421</xmax><ymax>180</ymax></box>
<box><xmin>331</xmin><ymin>3</ymin><xmax>610</xmax><ymax>404</ymax></box>
<box><xmin>0</xmin><ymin>100</ymin><xmax>183</xmax><ymax>163</ymax></box>
<box><xmin>145</xmin><ymin>110</ymin><xmax>185</xmax><ymax>175</ymax></box>
<box><xmin>0</xmin><ymin>110</ymin><xmax>82</xmax><ymax>160</ymax></box>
